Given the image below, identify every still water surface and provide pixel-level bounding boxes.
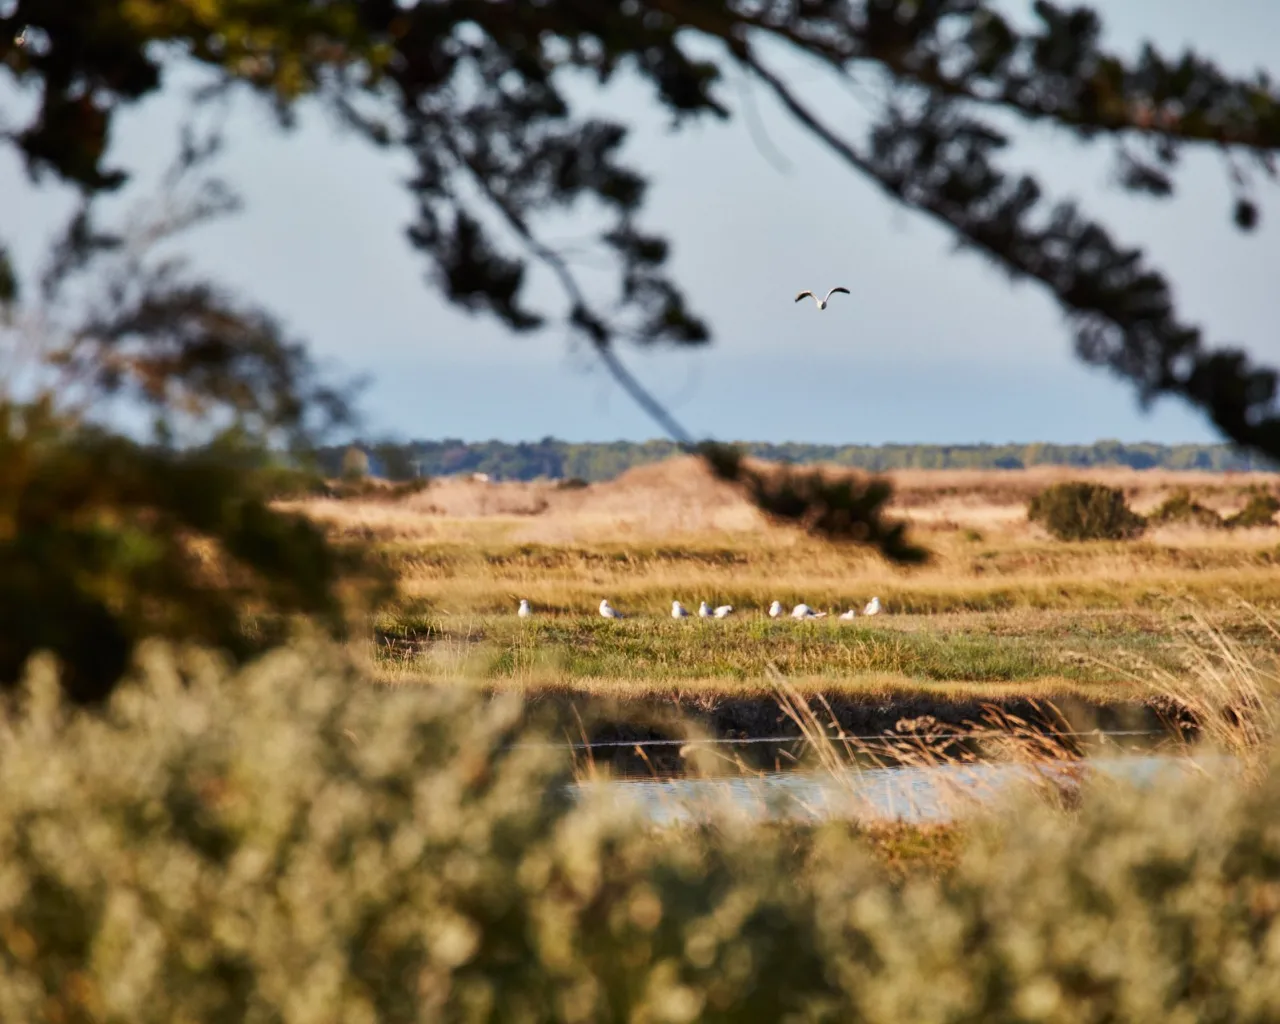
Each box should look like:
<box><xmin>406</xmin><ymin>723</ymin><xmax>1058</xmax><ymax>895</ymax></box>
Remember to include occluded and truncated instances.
<box><xmin>577</xmin><ymin>753</ymin><xmax>1230</xmax><ymax>825</ymax></box>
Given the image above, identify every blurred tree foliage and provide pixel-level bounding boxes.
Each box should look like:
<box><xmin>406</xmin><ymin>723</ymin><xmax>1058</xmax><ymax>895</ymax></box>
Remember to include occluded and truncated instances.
<box><xmin>0</xmin><ymin>401</ymin><xmax>377</xmax><ymax>704</ymax></box>
<box><xmin>3</xmin><ymin>0</ymin><xmax>1280</xmax><ymax>693</ymax></box>
<box><xmin>370</xmin><ymin>440</ymin><xmax>420</xmax><ymax>481</ymax></box>
<box><xmin>0</xmin><ymin>123</ymin><xmax>387</xmax><ymax>702</ymax></box>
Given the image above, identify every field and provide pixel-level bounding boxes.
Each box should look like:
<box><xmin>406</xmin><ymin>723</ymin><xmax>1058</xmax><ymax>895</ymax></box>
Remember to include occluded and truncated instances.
<box><xmin>281</xmin><ymin>457</ymin><xmax>1280</xmax><ymax>758</ymax></box>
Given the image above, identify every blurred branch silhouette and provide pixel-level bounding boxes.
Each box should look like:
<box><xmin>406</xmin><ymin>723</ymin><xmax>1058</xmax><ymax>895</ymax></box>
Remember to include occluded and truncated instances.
<box><xmin>25</xmin><ymin>127</ymin><xmax>354</xmax><ymax>446</ymax></box>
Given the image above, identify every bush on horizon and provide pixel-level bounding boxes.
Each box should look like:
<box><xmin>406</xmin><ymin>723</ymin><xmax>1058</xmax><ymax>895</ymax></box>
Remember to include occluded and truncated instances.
<box><xmin>1226</xmin><ymin>487</ymin><xmax>1280</xmax><ymax>529</ymax></box>
<box><xmin>1028</xmin><ymin>482</ymin><xmax>1147</xmax><ymax>542</ymax></box>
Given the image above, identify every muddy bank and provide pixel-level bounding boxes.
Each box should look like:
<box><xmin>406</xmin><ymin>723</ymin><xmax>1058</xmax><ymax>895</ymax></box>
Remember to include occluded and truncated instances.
<box><xmin>547</xmin><ymin>693</ymin><xmax>1185</xmax><ymax>775</ymax></box>
<box><xmin>372</xmin><ymin>682</ymin><xmax>1190</xmax><ymax>776</ymax></box>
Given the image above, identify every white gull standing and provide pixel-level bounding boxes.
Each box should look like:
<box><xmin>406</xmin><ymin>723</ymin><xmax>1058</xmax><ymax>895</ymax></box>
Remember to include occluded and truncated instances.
<box><xmin>863</xmin><ymin>596</ymin><xmax>882</xmax><ymax>616</ymax></box>
<box><xmin>768</xmin><ymin>600</ymin><xmax>783</xmax><ymax>618</ymax></box>
<box><xmin>599</xmin><ymin>599</ymin><xmax>624</xmax><ymax>619</ymax></box>
<box><xmin>518</xmin><ymin>599</ymin><xmax>532</xmax><ymax>618</ymax></box>
<box><xmin>791</xmin><ymin>603</ymin><xmax>827</xmax><ymax>620</ymax></box>
<box><xmin>698</xmin><ymin>601</ymin><xmax>713</xmax><ymax>618</ymax></box>
<box><xmin>672</xmin><ymin>600</ymin><xmax>690</xmax><ymax>619</ymax></box>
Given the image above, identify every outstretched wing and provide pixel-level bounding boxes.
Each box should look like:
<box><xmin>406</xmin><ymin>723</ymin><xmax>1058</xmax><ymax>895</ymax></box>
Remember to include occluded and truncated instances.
<box><xmin>794</xmin><ymin>291</ymin><xmax>814</xmax><ymax>303</ymax></box>
<box><xmin>825</xmin><ymin>287</ymin><xmax>851</xmax><ymax>301</ymax></box>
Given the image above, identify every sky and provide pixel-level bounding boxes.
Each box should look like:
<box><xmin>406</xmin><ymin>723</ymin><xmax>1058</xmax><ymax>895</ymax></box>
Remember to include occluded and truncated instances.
<box><xmin>4</xmin><ymin>0</ymin><xmax>1280</xmax><ymax>447</ymax></box>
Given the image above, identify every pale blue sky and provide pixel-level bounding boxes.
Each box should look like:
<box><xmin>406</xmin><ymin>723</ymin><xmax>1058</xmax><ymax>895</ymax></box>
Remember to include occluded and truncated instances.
<box><xmin>4</xmin><ymin>1</ymin><xmax>1279</xmax><ymax>446</ymax></box>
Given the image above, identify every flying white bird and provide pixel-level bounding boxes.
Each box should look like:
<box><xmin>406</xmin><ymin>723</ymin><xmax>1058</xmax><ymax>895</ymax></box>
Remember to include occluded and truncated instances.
<box><xmin>794</xmin><ymin>286</ymin><xmax>850</xmax><ymax>310</ymax></box>
<box><xmin>599</xmin><ymin>599</ymin><xmax>623</xmax><ymax>619</ymax></box>
<box><xmin>791</xmin><ymin>603</ymin><xmax>827</xmax><ymax>619</ymax></box>
<box><xmin>518</xmin><ymin>599</ymin><xmax>532</xmax><ymax>618</ymax></box>
<box><xmin>713</xmin><ymin>605</ymin><xmax>734</xmax><ymax>619</ymax></box>
<box><xmin>839</xmin><ymin>608</ymin><xmax>857</xmax><ymax>620</ymax></box>
<box><xmin>672</xmin><ymin>600</ymin><xmax>690</xmax><ymax>619</ymax></box>
<box><xmin>698</xmin><ymin>601</ymin><xmax>713</xmax><ymax>618</ymax></box>
<box><xmin>863</xmin><ymin>596</ymin><xmax>882</xmax><ymax>616</ymax></box>
<box><xmin>768</xmin><ymin>600</ymin><xmax>783</xmax><ymax>618</ymax></box>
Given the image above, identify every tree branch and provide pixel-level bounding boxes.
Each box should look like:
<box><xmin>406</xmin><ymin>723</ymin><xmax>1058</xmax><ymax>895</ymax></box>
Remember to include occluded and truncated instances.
<box><xmin>740</xmin><ymin>43</ymin><xmax>1280</xmax><ymax>463</ymax></box>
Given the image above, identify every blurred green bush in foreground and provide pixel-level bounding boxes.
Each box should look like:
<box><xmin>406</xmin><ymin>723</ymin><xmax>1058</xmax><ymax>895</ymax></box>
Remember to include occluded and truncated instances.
<box><xmin>2</xmin><ymin>640</ymin><xmax>1280</xmax><ymax>1023</ymax></box>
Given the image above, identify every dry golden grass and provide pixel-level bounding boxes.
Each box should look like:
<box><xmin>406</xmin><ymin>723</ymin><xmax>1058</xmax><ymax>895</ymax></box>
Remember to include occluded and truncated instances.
<box><xmin>278</xmin><ymin>455</ymin><xmax>766</xmax><ymax>544</ymax></box>
<box><xmin>283</xmin><ymin>455</ymin><xmax>1280</xmax><ymax>544</ymax></box>
<box><xmin>288</xmin><ymin>458</ymin><xmax>1280</xmax><ymax>617</ymax></box>
<box><xmin>370</xmin><ymin>656</ymin><xmax>1129</xmax><ymax>703</ymax></box>
<box><xmin>365</xmin><ymin>519</ymin><xmax>1280</xmax><ymax>622</ymax></box>
<box><xmin>281</xmin><ymin>458</ymin><xmax>1280</xmax><ymax>715</ymax></box>
<box><xmin>767</xmin><ymin>669</ymin><xmax>1090</xmax><ymax>821</ymax></box>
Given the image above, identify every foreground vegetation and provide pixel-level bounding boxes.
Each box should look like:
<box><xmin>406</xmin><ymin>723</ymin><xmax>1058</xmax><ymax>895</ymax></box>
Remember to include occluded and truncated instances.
<box><xmin>3</xmin><ymin>632</ymin><xmax>1279</xmax><ymax>1021</ymax></box>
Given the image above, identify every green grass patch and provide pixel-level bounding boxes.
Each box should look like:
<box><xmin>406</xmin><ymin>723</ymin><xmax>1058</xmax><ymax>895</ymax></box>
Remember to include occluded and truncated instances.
<box><xmin>374</xmin><ymin>614</ymin><xmax>1197</xmax><ymax>686</ymax></box>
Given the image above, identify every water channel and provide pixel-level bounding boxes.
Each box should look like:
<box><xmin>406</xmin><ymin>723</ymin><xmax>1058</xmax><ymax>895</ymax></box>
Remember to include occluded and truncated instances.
<box><xmin>571</xmin><ymin>733</ymin><xmax>1228</xmax><ymax>825</ymax></box>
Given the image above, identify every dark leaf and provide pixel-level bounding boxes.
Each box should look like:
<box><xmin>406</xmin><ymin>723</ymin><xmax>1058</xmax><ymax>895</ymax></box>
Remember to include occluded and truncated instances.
<box><xmin>0</xmin><ymin>246</ymin><xmax>16</xmax><ymax>304</ymax></box>
<box><xmin>1234</xmin><ymin>197</ymin><xmax>1260</xmax><ymax>231</ymax></box>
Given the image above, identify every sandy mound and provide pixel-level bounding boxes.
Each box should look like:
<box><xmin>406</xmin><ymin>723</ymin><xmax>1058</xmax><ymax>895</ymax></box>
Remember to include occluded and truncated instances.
<box><xmin>401</xmin><ymin>477</ymin><xmax>554</xmax><ymax>518</ymax></box>
<box><xmin>537</xmin><ymin>455</ymin><xmax>766</xmax><ymax>536</ymax></box>
<box><xmin>560</xmin><ymin>456</ymin><xmax>749</xmax><ymax>512</ymax></box>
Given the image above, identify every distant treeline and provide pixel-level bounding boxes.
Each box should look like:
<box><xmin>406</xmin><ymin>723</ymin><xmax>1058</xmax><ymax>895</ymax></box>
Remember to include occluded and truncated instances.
<box><xmin>313</xmin><ymin>439</ymin><xmax>1277</xmax><ymax>482</ymax></box>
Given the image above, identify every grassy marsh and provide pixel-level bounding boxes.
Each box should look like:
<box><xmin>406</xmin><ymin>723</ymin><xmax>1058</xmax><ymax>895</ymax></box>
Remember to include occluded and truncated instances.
<box><xmin>373</xmin><ymin>532</ymin><xmax>1280</xmax><ymax>616</ymax></box>
<box><xmin>282</xmin><ymin>459</ymin><xmax>1280</xmax><ymax>747</ymax></box>
<box><xmin>369</xmin><ymin>612</ymin><xmax>1194</xmax><ymax>690</ymax></box>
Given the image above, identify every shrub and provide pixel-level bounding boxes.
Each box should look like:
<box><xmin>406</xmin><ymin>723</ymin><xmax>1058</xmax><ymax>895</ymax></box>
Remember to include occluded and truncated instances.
<box><xmin>253</xmin><ymin>464</ymin><xmax>332</xmax><ymax>499</ymax></box>
<box><xmin>1027</xmin><ymin>481</ymin><xmax>1146</xmax><ymax>541</ymax></box>
<box><xmin>327</xmin><ymin>476</ymin><xmax>431</xmax><ymax>501</ymax></box>
<box><xmin>1225</xmin><ymin>486</ymin><xmax>1280</xmax><ymax>529</ymax></box>
<box><xmin>5</xmin><ymin>639</ymin><xmax>1280</xmax><ymax>1021</ymax></box>
<box><xmin>1148</xmin><ymin>488</ymin><xmax>1224</xmax><ymax>529</ymax></box>
<box><xmin>341</xmin><ymin>445</ymin><xmax>371</xmax><ymax>480</ymax></box>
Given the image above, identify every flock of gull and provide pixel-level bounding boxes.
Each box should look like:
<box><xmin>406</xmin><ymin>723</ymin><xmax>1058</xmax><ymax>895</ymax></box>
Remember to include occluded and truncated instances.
<box><xmin>516</xmin><ymin>597</ymin><xmax>883</xmax><ymax>620</ymax></box>
<box><xmin>515</xmin><ymin>287</ymin><xmax>864</xmax><ymax>627</ymax></box>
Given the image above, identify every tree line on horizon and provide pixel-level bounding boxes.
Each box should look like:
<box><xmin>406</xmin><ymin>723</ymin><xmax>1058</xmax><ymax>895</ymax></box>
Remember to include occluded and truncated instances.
<box><xmin>317</xmin><ymin>438</ymin><xmax>1278</xmax><ymax>484</ymax></box>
